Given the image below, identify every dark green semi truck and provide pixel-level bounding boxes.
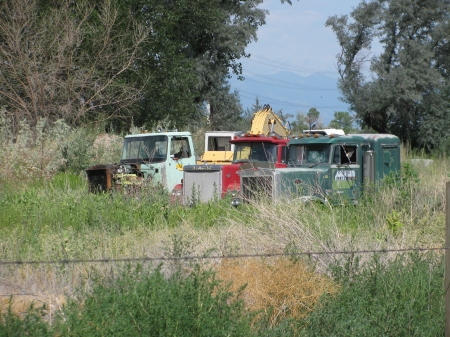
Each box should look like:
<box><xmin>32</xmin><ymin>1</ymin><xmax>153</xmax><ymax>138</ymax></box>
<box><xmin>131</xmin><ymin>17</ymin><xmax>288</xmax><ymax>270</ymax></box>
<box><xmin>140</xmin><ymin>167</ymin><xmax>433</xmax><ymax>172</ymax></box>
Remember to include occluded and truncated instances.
<box><xmin>236</xmin><ymin>132</ymin><xmax>401</xmax><ymax>205</ymax></box>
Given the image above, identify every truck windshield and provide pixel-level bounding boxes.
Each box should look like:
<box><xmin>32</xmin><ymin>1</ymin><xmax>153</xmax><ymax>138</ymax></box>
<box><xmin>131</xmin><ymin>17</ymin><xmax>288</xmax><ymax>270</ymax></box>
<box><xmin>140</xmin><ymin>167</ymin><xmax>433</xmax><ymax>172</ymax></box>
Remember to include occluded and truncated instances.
<box><xmin>207</xmin><ymin>136</ymin><xmax>232</xmax><ymax>151</ymax></box>
<box><xmin>233</xmin><ymin>142</ymin><xmax>278</xmax><ymax>163</ymax></box>
<box><xmin>120</xmin><ymin>135</ymin><xmax>168</xmax><ymax>163</ymax></box>
<box><xmin>288</xmin><ymin>144</ymin><xmax>331</xmax><ymax>167</ymax></box>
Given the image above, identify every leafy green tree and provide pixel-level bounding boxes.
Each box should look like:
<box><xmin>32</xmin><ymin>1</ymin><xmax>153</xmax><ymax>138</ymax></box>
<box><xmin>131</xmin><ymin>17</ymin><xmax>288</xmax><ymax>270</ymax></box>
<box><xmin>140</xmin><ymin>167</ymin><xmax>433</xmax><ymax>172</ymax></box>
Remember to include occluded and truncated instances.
<box><xmin>293</xmin><ymin>108</ymin><xmax>321</xmax><ymax>133</ymax></box>
<box><xmin>306</xmin><ymin>107</ymin><xmax>320</xmax><ymax>130</ymax></box>
<box><xmin>291</xmin><ymin>108</ymin><xmax>323</xmax><ymax>133</ymax></box>
<box><xmin>291</xmin><ymin>112</ymin><xmax>308</xmax><ymax>133</ymax></box>
<box><xmin>205</xmin><ymin>86</ymin><xmax>244</xmax><ymax>131</ymax></box>
<box><xmin>329</xmin><ymin>111</ymin><xmax>354</xmax><ymax>134</ymax></box>
<box><xmin>326</xmin><ymin>0</ymin><xmax>450</xmax><ymax>151</ymax></box>
<box><xmin>127</xmin><ymin>0</ymin><xmax>267</xmax><ymax>130</ymax></box>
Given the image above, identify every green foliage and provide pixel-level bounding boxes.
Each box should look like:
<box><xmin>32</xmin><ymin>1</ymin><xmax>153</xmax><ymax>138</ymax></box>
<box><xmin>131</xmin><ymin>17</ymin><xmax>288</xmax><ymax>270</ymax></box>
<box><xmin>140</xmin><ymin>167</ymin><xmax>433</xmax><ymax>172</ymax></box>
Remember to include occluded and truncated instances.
<box><xmin>129</xmin><ymin>0</ymin><xmax>267</xmax><ymax>130</ymax></box>
<box><xmin>386</xmin><ymin>209</ymin><xmax>403</xmax><ymax>234</ymax></box>
<box><xmin>328</xmin><ymin>111</ymin><xmax>354</xmax><ymax>134</ymax></box>
<box><xmin>383</xmin><ymin>162</ymin><xmax>419</xmax><ymax>204</ymax></box>
<box><xmin>291</xmin><ymin>107</ymin><xmax>323</xmax><ymax>133</ymax></box>
<box><xmin>0</xmin><ymin>115</ymin><xmax>123</xmax><ymax>182</ymax></box>
<box><xmin>50</xmin><ymin>172</ymin><xmax>86</xmax><ymax>190</ymax></box>
<box><xmin>61</xmin><ymin>128</ymin><xmax>96</xmax><ymax>174</ymax></box>
<box><xmin>205</xmin><ymin>86</ymin><xmax>245</xmax><ymax>131</ymax></box>
<box><xmin>326</xmin><ymin>0</ymin><xmax>450</xmax><ymax>151</ymax></box>
<box><xmin>1</xmin><ymin>0</ymin><xmax>268</xmax><ymax>133</ymax></box>
<box><xmin>53</xmin><ymin>265</ymin><xmax>254</xmax><ymax>337</ymax></box>
<box><xmin>302</xmin><ymin>253</ymin><xmax>444</xmax><ymax>336</ymax></box>
<box><xmin>0</xmin><ymin>302</ymin><xmax>51</xmax><ymax>337</ymax></box>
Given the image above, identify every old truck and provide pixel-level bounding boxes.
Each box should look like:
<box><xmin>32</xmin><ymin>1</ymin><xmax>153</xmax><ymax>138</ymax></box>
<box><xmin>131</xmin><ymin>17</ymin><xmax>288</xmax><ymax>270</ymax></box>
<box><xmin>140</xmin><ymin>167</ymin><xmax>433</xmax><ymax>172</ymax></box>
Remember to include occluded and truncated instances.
<box><xmin>198</xmin><ymin>131</ymin><xmax>241</xmax><ymax>165</ymax></box>
<box><xmin>174</xmin><ymin>105</ymin><xmax>291</xmax><ymax>204</ymax></box>
<box><xmin>236</xmin><ymin>132</ymin><xmax>401</xmax><ymax>205</ymax></box>
<box><xmin>86</xmin><ymin>130</ymin><xmax>196</xmax><ymax>193</ymax></box>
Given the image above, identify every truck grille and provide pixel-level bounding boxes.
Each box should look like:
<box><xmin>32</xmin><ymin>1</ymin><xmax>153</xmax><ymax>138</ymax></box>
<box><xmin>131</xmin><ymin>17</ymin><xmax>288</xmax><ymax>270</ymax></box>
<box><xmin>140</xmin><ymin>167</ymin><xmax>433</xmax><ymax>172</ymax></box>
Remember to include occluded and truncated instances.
<box><xmin>241</xmin><ymin>175</ymin><xmax>273</xmax><ymax>201</ymax></box>
<box><xmin>183</xmin><ymin>165</ymin><xmax>222</xmax><ymax>204</ymax></box>
<box><xmin>86</xmin><ymin>170</ymin><xmax>108</xmax><ymax>192</ymax></box>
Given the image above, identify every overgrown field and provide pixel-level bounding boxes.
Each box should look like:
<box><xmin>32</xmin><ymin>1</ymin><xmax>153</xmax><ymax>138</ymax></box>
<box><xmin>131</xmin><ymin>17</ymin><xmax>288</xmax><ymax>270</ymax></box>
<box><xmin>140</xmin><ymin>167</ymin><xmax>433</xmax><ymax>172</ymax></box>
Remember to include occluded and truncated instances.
<box><xmin>0</xmin><ymin>124</ymin><xmax>447</xmax><ymax>335</ymax></box>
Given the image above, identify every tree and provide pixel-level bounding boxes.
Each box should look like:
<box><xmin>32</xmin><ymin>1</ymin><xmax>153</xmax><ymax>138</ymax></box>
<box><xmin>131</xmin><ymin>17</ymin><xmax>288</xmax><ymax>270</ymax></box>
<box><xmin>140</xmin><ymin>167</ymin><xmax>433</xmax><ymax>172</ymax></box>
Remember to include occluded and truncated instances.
<box><xmin>205</xmin><ymin>85</ymin><xmax>244</xmax><ymax>131</ymax></box>
<box><xmin>128</xmin><ymin>0</ymin><xmax>267</xmax><ymax>130</ymax></box>
<box><xmin>329</xmin><ymin>111</ymin><xmax>354</xmax><ymax>134</ymax></box>
<box><xmin>0</xmin><ymin>0</ymin><xmax>150</xmax><ymax>130</ymax></box>
<box><xmin>291</xmin><ymin>107</ymin><xmax>324</xmax><ymax>133</ymax></box>
<box><xmin>305</xmin><ymin>107</ymin><xmax>320</xmax><ymax>131</ymax></box>
<box><xmin>326</xmin><ymin>0</ymin><xmax>450</xmax><ymax>151</ymax></box>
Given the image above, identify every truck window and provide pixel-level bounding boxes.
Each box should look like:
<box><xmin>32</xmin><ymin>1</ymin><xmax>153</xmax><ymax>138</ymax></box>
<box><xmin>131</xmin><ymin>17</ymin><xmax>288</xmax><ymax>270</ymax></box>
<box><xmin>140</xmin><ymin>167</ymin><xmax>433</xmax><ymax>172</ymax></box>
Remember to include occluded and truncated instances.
<box><xmin>207</xmin><ymin>136</ymin><xmax>232</xmax><ymax>151</ymax></box>
<box><xmin>171</xmin><ymin>137</ymin><xmax>191</xmax><ymax>158</ymax></box>
<box><xmin>288</xmin><ymin>144</ymin><xmax>331</xmax><ymax>166</ymax></box>
<box><xmin>281</xmin><ymin>146</ymin><xmax>287</xmax><ymax>164</ymax></box>
<box><xmin>333</xmin><ymin>145</ymin><xmax>357</xmax><ymax>165</ymax></box>
<box><xmin>121</xmin><ymin>135</ymin><xmax>168</xmax><ymax>163</ymax></box>
<box><xmin>233</xmin><ymin>142</ymin><xmax>277</xmax><ymax>163</ymax></box>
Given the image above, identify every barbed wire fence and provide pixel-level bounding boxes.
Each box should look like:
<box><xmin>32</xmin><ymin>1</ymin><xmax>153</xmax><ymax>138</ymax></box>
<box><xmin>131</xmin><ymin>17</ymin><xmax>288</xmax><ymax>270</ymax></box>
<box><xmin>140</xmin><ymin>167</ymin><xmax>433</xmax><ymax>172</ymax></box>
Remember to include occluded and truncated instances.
<box><xmin>0</xmin><ymin>246</ymin><xmax>445</xmax><ymax>266</ymax></box>
<box><xmin>0</xmin><ymin>182</ymin><xmax>449</xmax><ymax>335</ymax></box>
<box><xmin>0</xmin><ymin>246</ymin><xmax>445</xmax><ymax>299</ymax></box>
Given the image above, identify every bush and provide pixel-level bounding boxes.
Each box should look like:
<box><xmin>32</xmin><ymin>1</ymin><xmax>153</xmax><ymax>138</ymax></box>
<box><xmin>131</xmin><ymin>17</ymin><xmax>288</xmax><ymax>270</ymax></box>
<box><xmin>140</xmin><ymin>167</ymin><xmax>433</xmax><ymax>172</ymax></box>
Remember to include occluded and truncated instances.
<box><xmin>301</xmin><ymin>252</ymin><xmax>444</xmax><ymax>336</ymax></box>
<box><xmin>53</xmin><ymin>264</ymin><xmax>254</xmax><ymax>337</ymax></box>
<box><xmin>0</xmin><ymin>302</ymin><xmax>51</xmax><ymax>337</ymax></box>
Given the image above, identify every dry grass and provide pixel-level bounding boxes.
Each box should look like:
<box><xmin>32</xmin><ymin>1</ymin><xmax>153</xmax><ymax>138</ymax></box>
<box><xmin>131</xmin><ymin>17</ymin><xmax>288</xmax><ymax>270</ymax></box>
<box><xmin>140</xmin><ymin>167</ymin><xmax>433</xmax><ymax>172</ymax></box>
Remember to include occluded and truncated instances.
<box><xmin>0</xmin><ymin>266</ymin><xmax>69</xmax><ymax>321</ymax></box>
<box><xmin>0</xmin><ymin>146</ymin><xmax>446</xmax><ymax>324</ymax></box>
<box><xmin>216</xmin><ymin>257</ymin><xmax>338</xmax><ymax>326</ymax></box>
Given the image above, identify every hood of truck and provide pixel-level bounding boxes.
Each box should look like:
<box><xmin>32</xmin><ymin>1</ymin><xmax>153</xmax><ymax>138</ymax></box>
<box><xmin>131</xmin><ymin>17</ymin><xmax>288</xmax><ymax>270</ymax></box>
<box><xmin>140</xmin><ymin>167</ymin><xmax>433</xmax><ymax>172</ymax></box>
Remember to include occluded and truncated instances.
<box><xmin>275</xmin><ymin>166</ymin><xmax>330</xmax><ymax>199</ymax></box>
<box><xmin>230</xmin><ymin>136</ymin><xmax>288</xmax><ymax>145</ymax></box>
<box><xmin>222</xmin><ymin>163</ymin><xmax>241</xmax><ymax>192</ymax></box>
<box><xmin>200</xmin><ymin>150</ymin><xmax>233</xmax><ymax>164</ymax></box>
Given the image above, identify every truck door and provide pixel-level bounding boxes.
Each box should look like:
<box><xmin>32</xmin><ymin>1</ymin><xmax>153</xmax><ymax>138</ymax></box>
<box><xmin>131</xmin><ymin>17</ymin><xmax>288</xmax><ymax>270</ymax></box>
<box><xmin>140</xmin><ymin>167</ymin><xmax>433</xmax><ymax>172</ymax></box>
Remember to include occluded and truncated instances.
<box><xmin>167</xmin><ymin>136</ymin><xmax>194</xmax><ymax>190</ymax></box>
<box><xmin>331</xmin><ymin>144</ymin><xmax>360</xmax><ymax>201</ymax></box>
<box><xmin>381</xmin><ymin>145</ymin><xmax>400</xmax><ymax>178</ymax></box>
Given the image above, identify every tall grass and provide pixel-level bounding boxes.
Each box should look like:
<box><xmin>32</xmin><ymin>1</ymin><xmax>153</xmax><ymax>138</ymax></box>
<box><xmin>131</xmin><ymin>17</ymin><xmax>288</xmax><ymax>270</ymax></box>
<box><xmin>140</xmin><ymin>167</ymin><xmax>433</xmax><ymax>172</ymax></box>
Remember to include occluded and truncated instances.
<box><xmin>302</xmin><ymin>252</ymin><xmax>444</xmax><ymax>336</ymax></box>
<box><xmin>0</xmin><ymin>122</ymin><xmax>446</xmax><ymax>333</ymax></box>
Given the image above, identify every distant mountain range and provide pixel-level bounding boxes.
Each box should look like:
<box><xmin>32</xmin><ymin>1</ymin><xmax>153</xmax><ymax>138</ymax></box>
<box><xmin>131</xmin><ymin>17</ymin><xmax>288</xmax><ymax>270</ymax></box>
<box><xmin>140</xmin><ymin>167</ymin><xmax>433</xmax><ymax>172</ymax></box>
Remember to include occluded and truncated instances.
<box><xmin>229</xmin><ymin>71</ymin><xmax>350</xmax><ymax>125</ymax></box>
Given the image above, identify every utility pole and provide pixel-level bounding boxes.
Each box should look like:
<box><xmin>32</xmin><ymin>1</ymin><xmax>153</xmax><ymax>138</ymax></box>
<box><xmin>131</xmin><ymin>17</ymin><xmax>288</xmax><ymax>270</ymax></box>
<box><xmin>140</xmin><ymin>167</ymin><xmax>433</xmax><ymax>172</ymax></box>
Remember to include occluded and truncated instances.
<box><xmin>446</xmin><ymin>182</ymin><xmax>450</xmax><ymax>337</ymax></box>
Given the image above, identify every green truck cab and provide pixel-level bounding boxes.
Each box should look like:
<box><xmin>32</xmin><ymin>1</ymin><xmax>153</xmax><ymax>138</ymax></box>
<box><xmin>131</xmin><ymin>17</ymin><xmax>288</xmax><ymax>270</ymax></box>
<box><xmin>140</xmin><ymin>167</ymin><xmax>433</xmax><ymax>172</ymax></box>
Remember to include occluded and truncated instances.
<box><xmin>86</xmin><ymin>131</ymin><xmax>196</xmax><ymax>193</ymax></box>
<box><xmin>237</xmin><ymin>133</ymin><xmax>401</xmax><ymax>204</ymax></box>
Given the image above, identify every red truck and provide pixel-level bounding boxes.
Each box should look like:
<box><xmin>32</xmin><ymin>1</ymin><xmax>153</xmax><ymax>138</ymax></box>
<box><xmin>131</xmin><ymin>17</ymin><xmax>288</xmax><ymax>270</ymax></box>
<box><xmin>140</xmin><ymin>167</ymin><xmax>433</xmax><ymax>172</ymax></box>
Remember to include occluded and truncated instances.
<box><xmin>172</xmin><ymin>105</ymin><xmax>291</xmax><ymax>205</ymax></box>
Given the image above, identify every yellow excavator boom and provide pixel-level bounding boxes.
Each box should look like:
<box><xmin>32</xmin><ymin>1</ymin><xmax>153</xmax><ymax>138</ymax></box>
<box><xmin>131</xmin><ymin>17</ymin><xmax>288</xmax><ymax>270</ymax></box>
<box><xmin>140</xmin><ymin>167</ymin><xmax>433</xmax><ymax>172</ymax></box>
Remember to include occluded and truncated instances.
<box><xmin>248</xmin><ymin>105</ymin><xmax>290</xmax><ymax>137</ymax></box>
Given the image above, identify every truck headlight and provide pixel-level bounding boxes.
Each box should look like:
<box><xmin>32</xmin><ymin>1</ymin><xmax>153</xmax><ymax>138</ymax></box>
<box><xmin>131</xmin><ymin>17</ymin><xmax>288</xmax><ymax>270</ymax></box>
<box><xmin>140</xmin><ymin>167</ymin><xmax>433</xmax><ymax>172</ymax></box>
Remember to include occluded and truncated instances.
<box><xmin>231</xmin><ymin>198</ymin><xmax>240</xmax><ymax>206</ymax></box>
<box><xmin>172</xmin><ymin>189</ymin><xmax>183</xmax><ymax>196</ymax></box>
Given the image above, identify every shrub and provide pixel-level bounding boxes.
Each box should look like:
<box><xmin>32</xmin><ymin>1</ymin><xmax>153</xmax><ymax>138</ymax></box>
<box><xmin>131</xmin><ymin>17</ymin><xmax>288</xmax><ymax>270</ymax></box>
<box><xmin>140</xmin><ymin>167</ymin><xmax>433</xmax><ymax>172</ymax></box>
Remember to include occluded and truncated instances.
<box><xmin>53</xmin><ymin>264</ymin><xmax>254</xmax><ymax>337</ymax></box>
<box><xmin>301</xmin><ymin>252</ymin><xmax>444</xmax><ymax>336</ymax></box>
<box><xmin>0</xmin><ymin>302</ymin><xmax>51</xmax><ymax>337</ymax></box>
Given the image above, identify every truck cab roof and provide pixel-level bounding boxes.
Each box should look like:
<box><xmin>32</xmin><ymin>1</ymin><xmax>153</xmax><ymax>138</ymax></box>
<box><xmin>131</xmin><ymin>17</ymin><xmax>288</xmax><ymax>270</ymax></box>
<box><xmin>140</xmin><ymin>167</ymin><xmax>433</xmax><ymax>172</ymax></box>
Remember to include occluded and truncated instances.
<box><xmin>124</xmin><ymin>131</ymin><xmax>192</xmax><ymax>138</ymax></box>
<box><xmin>230</xmin><ymin>134</ymin><xmax>289</xmax><ymax>145</ymax></box>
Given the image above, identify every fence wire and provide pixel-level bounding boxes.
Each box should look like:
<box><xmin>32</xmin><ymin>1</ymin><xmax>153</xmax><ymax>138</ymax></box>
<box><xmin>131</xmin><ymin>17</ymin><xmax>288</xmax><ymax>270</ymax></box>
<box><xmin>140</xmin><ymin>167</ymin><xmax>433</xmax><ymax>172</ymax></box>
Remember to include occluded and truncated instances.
<box><xmin>0</xmin><ymin>246</ymin><xmax>445</xmax><ymax>266</ymax></box>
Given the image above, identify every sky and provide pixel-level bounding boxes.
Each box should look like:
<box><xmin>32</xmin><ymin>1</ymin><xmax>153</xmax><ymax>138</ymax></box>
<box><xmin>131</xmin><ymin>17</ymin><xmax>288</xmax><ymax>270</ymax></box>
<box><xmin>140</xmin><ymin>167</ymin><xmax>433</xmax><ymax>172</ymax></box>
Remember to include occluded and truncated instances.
<box><xmin>240</xmin><ymin>0</ymin><xmax>362</xmax><ymax>76</ymax></box>
<box><xmin>230</xmin><ymin>0</ymin><xmax>367</xmax><ymax>123</ymax></box>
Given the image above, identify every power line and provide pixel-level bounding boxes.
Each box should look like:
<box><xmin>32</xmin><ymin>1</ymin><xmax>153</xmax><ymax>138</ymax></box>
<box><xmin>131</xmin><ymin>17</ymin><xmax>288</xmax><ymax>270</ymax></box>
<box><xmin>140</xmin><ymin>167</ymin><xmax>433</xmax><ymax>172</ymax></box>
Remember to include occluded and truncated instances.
<box><xmin>0</xmin><ymin>247</ymin><xmax>444</xmax><ymax>266</ymax></box>
<box><xmin>242</xmin><ymin>72</ymin><xmax>338</xmax><ymax>92</ymax></box>
<box><xmin>247</xmin><ymin>55</ymin><xmax>338</xmax><ymax>75</ymax></box>
<box><xmin>237</xmin><ymin>89</ymin><xmax>348</xmax><ymax>110</ymax></box>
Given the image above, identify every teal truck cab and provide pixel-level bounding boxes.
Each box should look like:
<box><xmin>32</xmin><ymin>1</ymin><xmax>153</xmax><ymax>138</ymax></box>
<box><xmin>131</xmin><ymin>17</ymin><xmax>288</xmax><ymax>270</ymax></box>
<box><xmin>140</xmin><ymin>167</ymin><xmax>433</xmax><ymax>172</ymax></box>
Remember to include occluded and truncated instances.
<box><xmin>86</xmin><ymin>131</ymin><xmax>196</xmax><ymax>193</ymax></box>
<box><xmin>237</xmin><ymin>132</ymin><xmax>401</xmax><ymax>204</ymax></box>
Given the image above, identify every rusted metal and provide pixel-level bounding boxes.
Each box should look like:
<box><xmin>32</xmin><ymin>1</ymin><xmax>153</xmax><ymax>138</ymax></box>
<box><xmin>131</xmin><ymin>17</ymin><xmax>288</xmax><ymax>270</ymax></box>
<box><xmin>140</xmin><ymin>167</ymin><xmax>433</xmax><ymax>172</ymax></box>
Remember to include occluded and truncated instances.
<box><xmin>86</xmin><ymin>164</ymin><xmax>120</xmax><ymax>193</ymax></box>
<box><xmin>86</xmin><ymin>163</ymin><xmax>147</xmax><ymax>194</ymax></box>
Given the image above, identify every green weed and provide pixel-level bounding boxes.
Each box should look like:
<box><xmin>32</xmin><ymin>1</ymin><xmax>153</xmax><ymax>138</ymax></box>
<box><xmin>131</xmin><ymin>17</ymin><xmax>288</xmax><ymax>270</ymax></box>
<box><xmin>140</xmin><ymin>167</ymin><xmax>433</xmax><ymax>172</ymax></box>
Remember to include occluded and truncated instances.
<box><xmin>53</xmin><ymin>265</ymin><xmax>254</xmax><ymax>337</ymax></box>
<box><xmin>302</xmin><ymin>252</ymin><xmax>444</xmax><ymax>336</ymax></box>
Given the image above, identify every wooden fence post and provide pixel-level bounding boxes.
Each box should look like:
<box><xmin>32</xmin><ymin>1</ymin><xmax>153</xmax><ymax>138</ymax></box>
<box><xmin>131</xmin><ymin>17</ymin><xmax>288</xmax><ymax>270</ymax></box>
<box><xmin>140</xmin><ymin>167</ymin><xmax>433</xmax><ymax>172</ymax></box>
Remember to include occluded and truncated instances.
<box><xmin>446</xmin><ymin>181</ymin><xmax>450</xmax><ymax>337</ymax></box>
